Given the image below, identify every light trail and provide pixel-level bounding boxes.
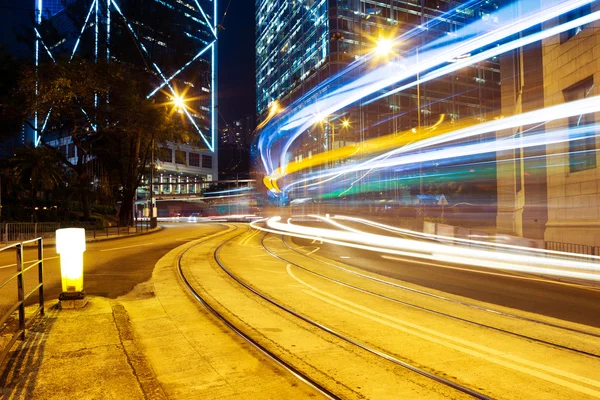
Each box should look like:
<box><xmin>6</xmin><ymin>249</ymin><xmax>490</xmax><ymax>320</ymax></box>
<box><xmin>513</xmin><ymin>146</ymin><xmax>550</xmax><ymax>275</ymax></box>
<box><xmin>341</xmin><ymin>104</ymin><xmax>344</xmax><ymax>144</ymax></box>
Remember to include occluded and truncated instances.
<box><xmin>281</xmin><ymin>96</ymin><xmax>600</xmax><ymax>193</ymax></box>
<box><xmin>256</xmin><ymin>0</ymin><xmax>595</xmax><ymax>177</ymax></box>
<box><xmin>251</xmin><ymin>217</ymin><xmax>600</xmax><ymax>283</ymax></box>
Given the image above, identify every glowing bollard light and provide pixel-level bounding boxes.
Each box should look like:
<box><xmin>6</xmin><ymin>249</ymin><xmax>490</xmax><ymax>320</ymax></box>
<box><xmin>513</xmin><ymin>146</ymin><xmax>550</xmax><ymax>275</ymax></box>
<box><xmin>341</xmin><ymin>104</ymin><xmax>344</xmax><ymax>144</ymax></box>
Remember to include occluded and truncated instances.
<box><xmin>56</xmin><ymin>228</ymin><xmax>87</xmax><ymax>307</ymax></box>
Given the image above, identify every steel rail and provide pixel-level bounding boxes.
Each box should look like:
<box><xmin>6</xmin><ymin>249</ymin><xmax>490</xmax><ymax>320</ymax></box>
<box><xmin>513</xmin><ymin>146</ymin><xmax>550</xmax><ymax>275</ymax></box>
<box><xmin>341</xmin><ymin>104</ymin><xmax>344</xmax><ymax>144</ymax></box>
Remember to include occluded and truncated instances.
<box><xmin>176</xmin><ymin>225</ymin><xmax>340</xmax><ymax>400</ymax></box>
<box><xmin>263</xmin><ymin>234</ymin><xmax>600</xmax><ymax>359</ymax></box>
<box><xmin>277</xmin><ymin>231</ymin><xmax>600</xmax><ymax>339</ymax></box>
<box><xmin>210</xmin><ymin>229</ymin><xmax>491</xmax><ymax>399</ymax></box>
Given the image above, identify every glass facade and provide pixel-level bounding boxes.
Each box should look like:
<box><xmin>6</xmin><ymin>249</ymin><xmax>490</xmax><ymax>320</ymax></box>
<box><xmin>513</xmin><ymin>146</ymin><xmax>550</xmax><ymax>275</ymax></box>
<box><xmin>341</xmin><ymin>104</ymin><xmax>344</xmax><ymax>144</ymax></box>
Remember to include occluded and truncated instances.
<box><xmin>36</xmin><ymin>0</ymin><xmax>218</xmax><ymax>158</ymax></box>
<box><xmin>256</xmin><ymin>0</ymin><xmax>501</xmax><ymax>207</ymax></box>
<box><xmin>256</xmin><ymin>0</ymin><xmax>329</xmax><ymax>115</ymax></box>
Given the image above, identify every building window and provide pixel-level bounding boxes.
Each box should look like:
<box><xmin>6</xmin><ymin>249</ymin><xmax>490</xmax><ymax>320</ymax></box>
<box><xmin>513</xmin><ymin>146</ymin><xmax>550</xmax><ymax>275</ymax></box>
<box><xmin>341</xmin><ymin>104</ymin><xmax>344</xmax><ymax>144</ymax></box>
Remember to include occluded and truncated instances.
<box><xmin>202</xmin><ymin>155</ymin><xmax>213</xmax><ymax>169</ymax></box>
<box><xmin>189</xmin><ymin>152</ymin><xmax>200</xmax><ymax>167</ymax></box>
<box><xmin>560</xmin><ymin>4</ymin><xmax>591</xmax><ymax>44</ymax></box>
<box><xmin>563</xmin><ymin>76</ymin><xmax>596</xmax><ymax>173</ymax></box>
<box><xmin>175</xmin><ymin>150</ymin><xmax>186</xmax><ymax>165</ymax></box>
<box><xmin>158</xmin><ymin>147</ymin><xmax>172</xmax><ymax>163</ymax></box>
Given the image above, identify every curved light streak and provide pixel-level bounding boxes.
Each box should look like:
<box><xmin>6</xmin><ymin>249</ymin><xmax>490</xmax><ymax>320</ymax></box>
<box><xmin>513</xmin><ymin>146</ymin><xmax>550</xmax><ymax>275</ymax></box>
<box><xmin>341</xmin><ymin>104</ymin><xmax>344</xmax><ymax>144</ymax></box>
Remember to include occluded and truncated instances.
<box><xmin>282</xmin><ymin>95</ymin><xmax>600</xmax><ymax>192</ymax></box>
<box><xmin>253</xmin><ymin>217</ymin><xmax>600</xmax><ymax>282</ymax></box>
<box><xmin>257</xmin><ymin>0</ymin><xmax>595</xmax><ymax>177</ymax></box>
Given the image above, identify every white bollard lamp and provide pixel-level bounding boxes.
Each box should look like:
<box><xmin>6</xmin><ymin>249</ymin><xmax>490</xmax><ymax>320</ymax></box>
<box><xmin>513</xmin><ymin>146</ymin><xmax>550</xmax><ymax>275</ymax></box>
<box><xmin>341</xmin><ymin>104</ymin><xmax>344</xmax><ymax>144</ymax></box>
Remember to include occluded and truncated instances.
<box><xmin>56</xmin><ymin>228</ymin><xmax>86</xmax><ymax>300</ymax></box>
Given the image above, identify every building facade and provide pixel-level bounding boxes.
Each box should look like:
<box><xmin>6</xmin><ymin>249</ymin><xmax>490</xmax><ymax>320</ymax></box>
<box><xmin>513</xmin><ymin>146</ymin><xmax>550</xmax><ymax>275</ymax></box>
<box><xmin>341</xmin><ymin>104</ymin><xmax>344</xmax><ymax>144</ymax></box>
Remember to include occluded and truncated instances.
<box><xmin>256</xmin><ymin>0</ymin><xmax>501</xmax><ymax>210</ymax></box>
<box><xmin>496</xmin><ymin>0</ymin><xmax>547</xmax><ymax>240</ymax></box>
<box><xmin>542</xmin><ymin>1</ymin><xmax>600</xmax><ymax>250</ymax></box>
<box><xmin>34</xmin><ymin>0</ymin><xmax>218</xmax><ymax>188</ymax></box>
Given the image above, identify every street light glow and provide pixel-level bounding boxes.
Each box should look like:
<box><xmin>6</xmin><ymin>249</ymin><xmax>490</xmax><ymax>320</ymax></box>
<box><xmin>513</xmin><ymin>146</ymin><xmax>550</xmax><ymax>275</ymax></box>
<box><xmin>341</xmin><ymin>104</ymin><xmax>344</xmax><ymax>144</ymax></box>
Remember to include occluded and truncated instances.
<box><xmin>173</xmin><ymin>95</ymin><xmax>185</xmax><ymax>109</ymax></box>
<box><xmin>375</xmin><ymin>37</ymin><xmax>393</xmax><ymax>56</ymax></box>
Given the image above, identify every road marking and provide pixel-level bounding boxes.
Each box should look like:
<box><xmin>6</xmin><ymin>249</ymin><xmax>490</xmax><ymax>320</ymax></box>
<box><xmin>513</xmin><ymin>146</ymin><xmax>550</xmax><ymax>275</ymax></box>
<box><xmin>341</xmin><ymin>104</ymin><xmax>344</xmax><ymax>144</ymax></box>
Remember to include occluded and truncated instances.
<box><xmin>286</xmin><ymin>265</ymin><xmax>600</xmax><ymax>396</ymax></box>
<box><xmin>306</xmin><ymin>247</ymin><xmax>320</xmax><ymax>255</ymax></box>
<box><xmin>381</xmin><ymin>255</ymin><xmax>599</xmax><ymax>290</ymax></box>
<box><xmin>176</xmin><ymin>236</ymin><xmax>203</xmax><ymax>241</ymax></box>
<box><xmin>100</xmin><ymin>243</ymin><xmax>155</xmax><ymax>252</ymax></box>
<box><xmin>240</xmin><ymin>229</ymin><xmax>260</xmax><ymax>246</ymax></box>
<box><xmin>0</xmin><ymin>256</ymin><xmax>59</xmax><ymax>269</ymax></box>
<box><xmin>340</xmin><ymin>256</ymin><xmax>351</xmax><ymax>259</ymax></box>
<box><xmin>256</xmin><ymin>268</ymin><xmax>285</xmax><ymax>274</ymax></box>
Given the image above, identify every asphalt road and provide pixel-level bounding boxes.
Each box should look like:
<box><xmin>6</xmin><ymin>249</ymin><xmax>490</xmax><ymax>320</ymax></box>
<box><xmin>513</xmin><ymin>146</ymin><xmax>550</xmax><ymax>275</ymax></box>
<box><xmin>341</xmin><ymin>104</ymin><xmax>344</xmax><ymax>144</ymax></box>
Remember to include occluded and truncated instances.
<box><xmin>0</xmin><ymin>223</ymin><xmax>227</xmax><ymax>312</ymax></box>
<box><xmin>289</xmin><ymin>222</ymin><xmax>600</xmax><ymax>328</ymax></box>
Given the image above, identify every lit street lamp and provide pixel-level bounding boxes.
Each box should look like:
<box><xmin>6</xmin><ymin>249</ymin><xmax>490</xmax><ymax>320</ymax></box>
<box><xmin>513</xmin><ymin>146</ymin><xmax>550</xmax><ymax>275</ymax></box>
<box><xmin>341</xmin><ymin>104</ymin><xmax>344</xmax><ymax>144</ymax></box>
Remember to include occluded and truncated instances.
<box><xmin>375</xmin><ymin>37</ymin><xmax>393</xmax><ymax>57</ymax></box>
<box><xmin>56</xmin><ymin>228</ymin><xmax>86</xmax><ymax>306</ymax></box>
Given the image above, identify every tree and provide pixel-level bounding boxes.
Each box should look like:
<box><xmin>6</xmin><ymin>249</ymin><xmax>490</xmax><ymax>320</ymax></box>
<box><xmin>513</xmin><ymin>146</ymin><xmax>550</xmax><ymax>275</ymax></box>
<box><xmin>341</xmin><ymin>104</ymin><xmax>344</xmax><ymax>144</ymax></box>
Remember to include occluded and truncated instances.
<box><xmin>11</xmin><ymin>144</ymin><xmax>64</xmax><ymax>221</ymax></box>
<box><xmin>15</xmin><ymin>58</ymin><xmax>188</xmax><ymax>225</ymax></box>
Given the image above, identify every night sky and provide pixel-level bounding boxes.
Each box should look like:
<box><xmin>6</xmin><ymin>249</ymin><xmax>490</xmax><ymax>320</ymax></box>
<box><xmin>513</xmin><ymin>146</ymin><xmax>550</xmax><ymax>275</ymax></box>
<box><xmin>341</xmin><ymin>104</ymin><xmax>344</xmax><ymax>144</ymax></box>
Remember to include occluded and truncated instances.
<box><xmin>217</xmin><ymin>0</ymin><xmax>256</xmax><ymax>124</ymax></box>
<box><xmin>0</xmin><ymin>0</ymin><xmax>256</xmax><ymax>123</ymax></box>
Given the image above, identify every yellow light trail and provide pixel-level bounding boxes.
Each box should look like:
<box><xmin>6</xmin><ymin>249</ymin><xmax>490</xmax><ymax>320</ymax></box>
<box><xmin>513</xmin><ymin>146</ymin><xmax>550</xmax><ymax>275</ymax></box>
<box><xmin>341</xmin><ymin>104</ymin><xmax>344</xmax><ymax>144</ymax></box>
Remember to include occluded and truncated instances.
<box><xmin>263</xmin><ymin>113</ymin><xmax>465</xmax><ymax>192</ymax></box>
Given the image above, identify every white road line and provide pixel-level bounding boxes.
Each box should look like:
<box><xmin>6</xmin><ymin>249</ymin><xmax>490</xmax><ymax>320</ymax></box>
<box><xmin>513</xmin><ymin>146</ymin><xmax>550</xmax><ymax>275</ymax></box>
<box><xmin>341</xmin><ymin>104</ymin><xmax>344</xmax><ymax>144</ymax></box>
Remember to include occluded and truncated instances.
<box><xmin>0</xmin><ymin>256</ymin><xmax>59</xmax><ymax>270</ymax></box>
<box><xmin>100</xmin><ymin>243</ymin><xmax>154</xmax><ymax>252</ymax></box>
<box><xmin>340</xmin><ymin>256</ymin><xmax>351</xmax><ymax>259</ymax></box>
<box><xmin>285</xmin><ymin>265</ymin><xmax>600</xmax><ymax>396</ymax></box>
<box><xmin>306</xmin><ymin>247</ymin><xmax>320</xmax><ymax>255</ymax></box>
<box><xmin>256</xmin><ymin>268</ymin><xmax>285</xmax><ymax>274</ymax></box>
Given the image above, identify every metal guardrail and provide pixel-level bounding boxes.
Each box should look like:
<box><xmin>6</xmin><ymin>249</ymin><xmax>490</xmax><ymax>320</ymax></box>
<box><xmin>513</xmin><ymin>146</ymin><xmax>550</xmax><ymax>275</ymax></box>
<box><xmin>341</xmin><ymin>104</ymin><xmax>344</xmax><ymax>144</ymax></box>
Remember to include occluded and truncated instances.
<box><xmin>0</xmin><ymin>237</ymin><xmax>45</xmax><ymax>365</ymax></box>
<box><xmin>546</xmin><ymin>241</ymin><xmax>600</xmax><ymax>257</ymax></box>
<box><xmin>1</xmin><ymin>221</ymin><xmax>150</xmax><ymax>244</ymax></box>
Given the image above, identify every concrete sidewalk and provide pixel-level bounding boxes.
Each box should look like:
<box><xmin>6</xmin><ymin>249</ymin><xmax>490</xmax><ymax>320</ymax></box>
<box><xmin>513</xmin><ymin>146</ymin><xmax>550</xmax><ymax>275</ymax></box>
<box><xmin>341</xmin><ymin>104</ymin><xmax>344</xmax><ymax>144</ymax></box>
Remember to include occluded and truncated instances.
<box><xmin>0</xmin><ymin>230</ymin><xmax>312</xmax><ymax>399</ymax></box>
<box><xmin>0</xmin><ymin>298</ymin><xmax>165</xmax><ymax>400</ymax></box>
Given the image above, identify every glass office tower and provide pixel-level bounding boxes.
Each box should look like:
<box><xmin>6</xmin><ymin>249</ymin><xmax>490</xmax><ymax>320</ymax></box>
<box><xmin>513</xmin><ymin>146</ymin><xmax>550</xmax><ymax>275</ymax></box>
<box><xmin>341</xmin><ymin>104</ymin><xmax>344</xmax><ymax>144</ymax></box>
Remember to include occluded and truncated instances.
<box><xmin>256</xmin><ymin>0</ymin><xmax>501</xmax><ymax>212</ymax></box>
<box><xmin>34</xmin><ymin>0</ymin><xmax>218</xmax><ymax>184</ymax></box>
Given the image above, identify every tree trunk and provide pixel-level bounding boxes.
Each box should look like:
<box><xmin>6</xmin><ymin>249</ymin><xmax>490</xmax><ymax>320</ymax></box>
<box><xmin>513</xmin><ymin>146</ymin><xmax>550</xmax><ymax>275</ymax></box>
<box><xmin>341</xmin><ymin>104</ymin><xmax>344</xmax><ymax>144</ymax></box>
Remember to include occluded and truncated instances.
<box><xmin>119</xmin><ymin>189</ymin><xmax>134</xmax><ymax>226</ymax></box>
<box><xmin>31</xmin><ymin>188</ymin><xmax>37</xmax><ymax>222</ymax></box>
<box><xmin>76</xmin><ymin>153</ymin><xmax>91</xmax><ymax>221</ymax></box>
<box><xmin>81</xmin><ymin>188</ymin><xmax>90</xmax><ymax>220</ymax></box>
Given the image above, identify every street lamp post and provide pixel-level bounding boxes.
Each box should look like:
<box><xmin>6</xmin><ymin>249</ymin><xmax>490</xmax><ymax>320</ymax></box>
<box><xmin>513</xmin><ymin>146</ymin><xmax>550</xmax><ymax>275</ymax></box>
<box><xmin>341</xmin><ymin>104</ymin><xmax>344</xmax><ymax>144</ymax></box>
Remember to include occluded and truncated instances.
<box><xmin>150</xmin><ymin>138</ymin><xmax>157</xmax><ymax>229</ymax></box>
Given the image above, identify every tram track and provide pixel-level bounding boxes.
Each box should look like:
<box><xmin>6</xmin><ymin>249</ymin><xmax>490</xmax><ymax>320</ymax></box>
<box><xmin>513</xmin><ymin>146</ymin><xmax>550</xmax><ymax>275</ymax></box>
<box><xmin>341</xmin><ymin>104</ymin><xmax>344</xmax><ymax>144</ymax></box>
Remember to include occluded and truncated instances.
<box><xmin>275</xmin><ymin>231</ymin><xmax>600</xmax><ymax>342</ymax></box>
<box><xmin>258</xmin><ymin>232</ymin><xmax>600</xmax><ymax>360</ymax></box>
<box><xmin>176</xmin><ymin>224</ymin><xmax>341</xmax><ymax>400</ymax></box>
<box><xmin>182</xmin><ymin>226</ymin><xmax>493</xmax><ymax>399</ymax></box>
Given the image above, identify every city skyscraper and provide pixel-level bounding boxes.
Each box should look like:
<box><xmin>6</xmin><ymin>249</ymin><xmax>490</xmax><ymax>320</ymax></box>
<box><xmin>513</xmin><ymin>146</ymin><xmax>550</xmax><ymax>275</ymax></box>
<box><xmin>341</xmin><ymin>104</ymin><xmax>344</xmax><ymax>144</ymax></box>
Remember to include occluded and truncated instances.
<box><xmin>255</xmin><ymin>0</ymin><xmax>501</xmax><ymax>206</ymax></box>
<box><xmin>33</xmin><ymin>0</ymin><xmax>218</xmax><ymax>184</ymax></box>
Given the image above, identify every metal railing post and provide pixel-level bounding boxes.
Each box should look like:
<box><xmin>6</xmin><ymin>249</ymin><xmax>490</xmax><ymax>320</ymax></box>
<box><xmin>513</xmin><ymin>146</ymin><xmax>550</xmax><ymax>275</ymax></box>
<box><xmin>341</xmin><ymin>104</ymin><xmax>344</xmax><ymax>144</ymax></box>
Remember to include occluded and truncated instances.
<box><xmin>16</xmin><ymin>244</ymin><xmax>25</xmax><ymax>339</ymax></box>
<box><xmin>38</xmin><ymin>238</ymin><xmax>45</xmax><ymax>316</ymax></box>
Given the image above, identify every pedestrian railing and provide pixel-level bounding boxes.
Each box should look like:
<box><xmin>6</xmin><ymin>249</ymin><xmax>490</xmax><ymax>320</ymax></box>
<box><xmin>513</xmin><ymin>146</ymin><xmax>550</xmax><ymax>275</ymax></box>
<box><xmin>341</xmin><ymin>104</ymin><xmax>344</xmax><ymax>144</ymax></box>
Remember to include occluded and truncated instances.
<box><xmin>1</xmin><ymin>221</ymin><xmax>151</xmax><ymax>245</ymax></box>
<box><xmin>546</xmin><ymin>241</ymin><xmax>600</xmax><ymax>257</ymax></box>
<box><xmin>0</xmin><ymin>237</ymin><xmax>45</xmax><ymax>366</ymax></box>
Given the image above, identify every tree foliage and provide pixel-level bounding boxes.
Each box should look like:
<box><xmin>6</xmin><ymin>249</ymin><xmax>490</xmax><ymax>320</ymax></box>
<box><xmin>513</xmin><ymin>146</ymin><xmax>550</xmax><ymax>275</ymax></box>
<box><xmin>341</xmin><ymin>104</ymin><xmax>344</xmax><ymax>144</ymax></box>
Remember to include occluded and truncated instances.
<box><xmin>15</xmin><ymin>58</ymin><xmax>190</xmax><ymax>224</ymax></box>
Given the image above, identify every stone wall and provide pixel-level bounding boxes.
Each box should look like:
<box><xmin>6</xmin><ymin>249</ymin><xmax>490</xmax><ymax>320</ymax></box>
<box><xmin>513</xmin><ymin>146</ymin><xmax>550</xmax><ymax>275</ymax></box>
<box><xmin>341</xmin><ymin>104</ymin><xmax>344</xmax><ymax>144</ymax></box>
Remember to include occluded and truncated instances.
<box><xmin>542</xmin><ymin>3</ymin><xmax>600</xmax><ymax>247</ymax></box>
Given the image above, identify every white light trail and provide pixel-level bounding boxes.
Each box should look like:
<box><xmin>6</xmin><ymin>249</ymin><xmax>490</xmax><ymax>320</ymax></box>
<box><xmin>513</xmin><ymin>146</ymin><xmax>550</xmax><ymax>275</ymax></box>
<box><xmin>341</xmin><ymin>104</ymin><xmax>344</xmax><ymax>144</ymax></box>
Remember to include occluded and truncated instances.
<box><xmin>282</xmin><ymin>95</ymin><xmax>600</xmax><ymax>192</ymax></box>
<box><xmin>254</xmin><ymin>217</ymin><xmax>600</xmax><ymax>283</ymax></box>
<box><xmin>258</xmin><ymin>0</ymin><xmax>595</xmax><ymax>176</ymax></box>
<box><xmin>330</xmin><ymin>215</ymin><xmax>600</xmax><ymax>261</ymax></box>
<box><xmin>368</xmin><ymin>9</ymin><xmax>600</xmax><ymax>104</ymax></box>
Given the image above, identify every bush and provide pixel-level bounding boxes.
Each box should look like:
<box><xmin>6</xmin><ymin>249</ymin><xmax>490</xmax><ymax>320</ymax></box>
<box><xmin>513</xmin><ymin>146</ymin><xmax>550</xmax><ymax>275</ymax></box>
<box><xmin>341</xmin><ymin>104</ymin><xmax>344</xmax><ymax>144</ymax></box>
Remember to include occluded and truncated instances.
<box><xmin>92</xmin><ymin>204</ymin><xmax>116</xmax><ymax>214</ymax></box>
